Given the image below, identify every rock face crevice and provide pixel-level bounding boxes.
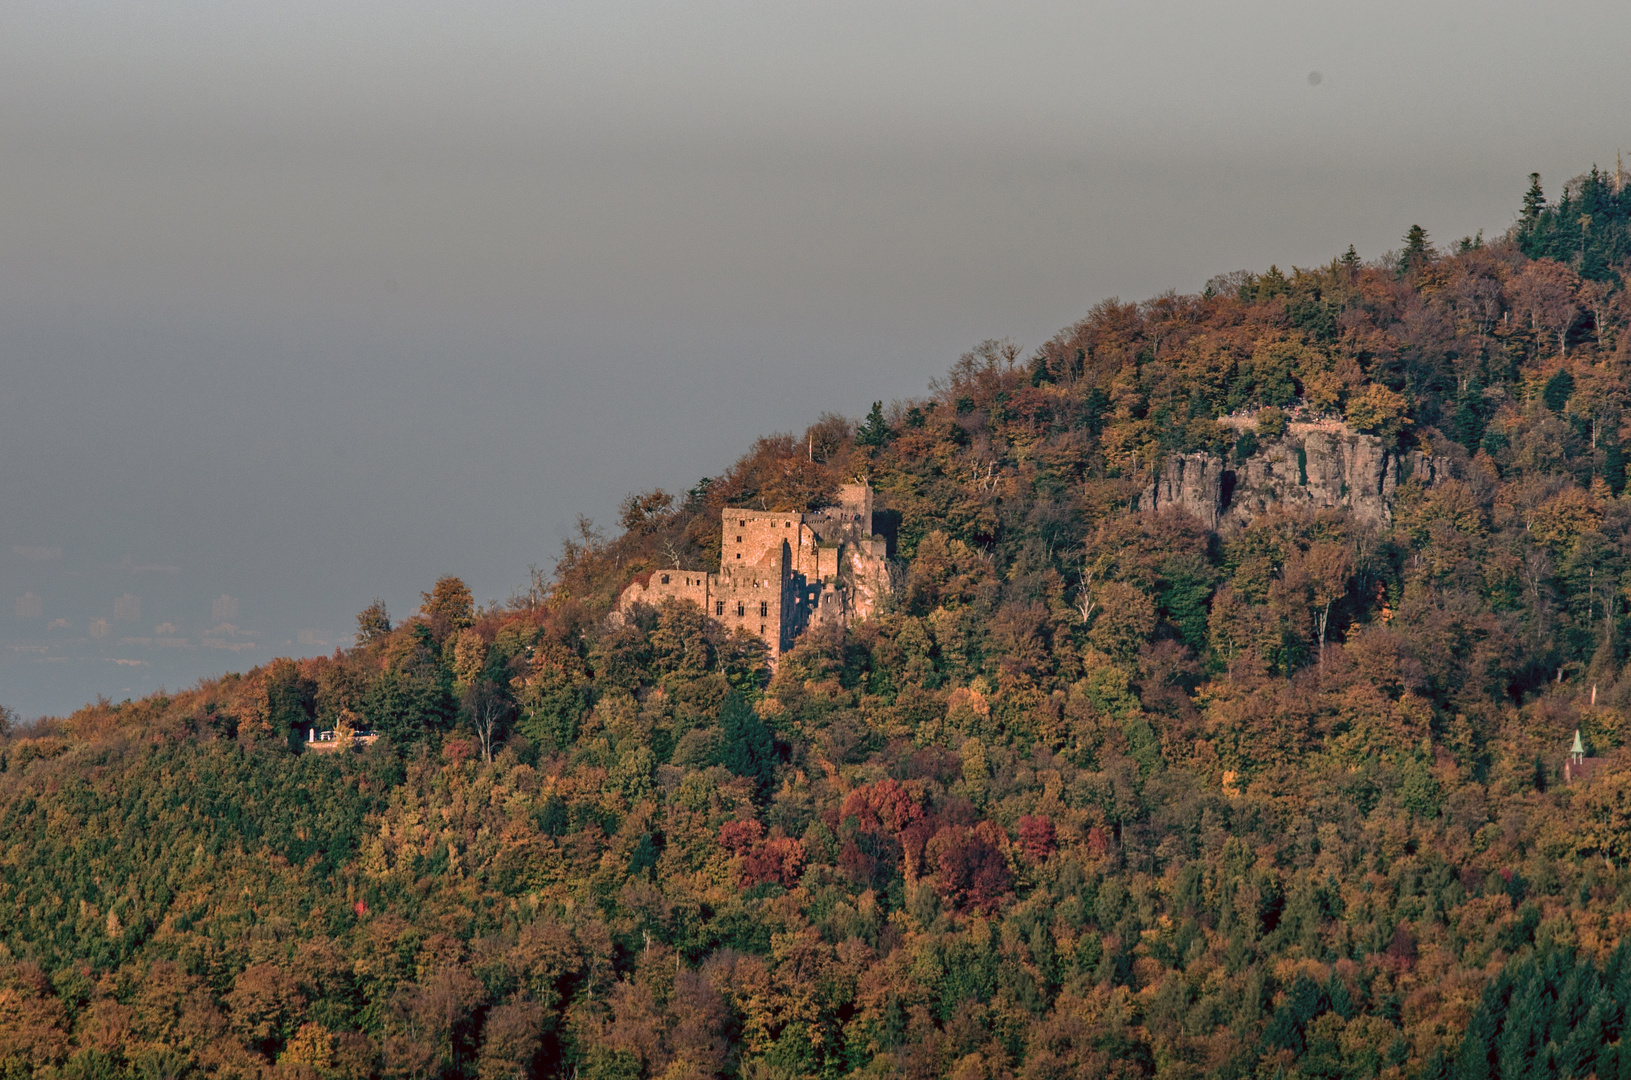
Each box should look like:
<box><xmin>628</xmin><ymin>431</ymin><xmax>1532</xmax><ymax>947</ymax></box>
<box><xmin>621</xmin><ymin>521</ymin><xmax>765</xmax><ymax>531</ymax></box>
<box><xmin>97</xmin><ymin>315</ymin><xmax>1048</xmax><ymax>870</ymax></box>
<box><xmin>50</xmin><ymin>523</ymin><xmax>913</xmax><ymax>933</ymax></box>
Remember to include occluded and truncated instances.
<box><xmin>1138</xmin><ymin>421</ymin><xmax>1453</xmax><ymax>532</ymax></box>
<box><xmin>1140</xmin><ymin>452</ymin><xmax>1225</xmax><ymax>530</ymax></box>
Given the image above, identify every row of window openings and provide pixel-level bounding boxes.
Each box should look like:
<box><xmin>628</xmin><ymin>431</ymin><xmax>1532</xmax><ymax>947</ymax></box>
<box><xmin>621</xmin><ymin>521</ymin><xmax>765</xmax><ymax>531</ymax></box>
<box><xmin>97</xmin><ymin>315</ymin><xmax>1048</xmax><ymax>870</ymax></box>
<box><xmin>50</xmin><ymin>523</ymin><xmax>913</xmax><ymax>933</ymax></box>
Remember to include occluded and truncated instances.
<box><xmin>648</xmin><ymin>573</ymin><xmax>770</xmax><ymax>621</ymax></box>
<box><xmin>728</xmin><ymin>518</ymin><xmax>860</xmax><ymax>549</ymax></box>
<box><xmin>715</xmin><ymin>601</ymin><xmax>769</xmax><ymax>617</ymax></box>
<box><xmin>661</xmin><ymin>572</ymin><xmax>769</xmax><ymax>590</ymax></box>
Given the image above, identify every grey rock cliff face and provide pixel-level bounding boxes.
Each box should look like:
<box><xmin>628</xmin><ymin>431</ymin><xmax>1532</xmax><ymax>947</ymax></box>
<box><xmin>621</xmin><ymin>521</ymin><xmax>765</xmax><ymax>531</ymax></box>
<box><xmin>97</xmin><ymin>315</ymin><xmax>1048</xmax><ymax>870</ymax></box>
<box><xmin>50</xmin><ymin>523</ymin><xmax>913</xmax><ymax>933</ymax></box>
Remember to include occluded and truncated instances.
<box><xmin>1139</xmin><ymin>421</ymin><xmax>1453</xmax><ymax>531</ymax></box>
<box><xmin>1139</xmin><ymin>452</ymin><xmax>1224</xmax><ymax>530</ymax></box>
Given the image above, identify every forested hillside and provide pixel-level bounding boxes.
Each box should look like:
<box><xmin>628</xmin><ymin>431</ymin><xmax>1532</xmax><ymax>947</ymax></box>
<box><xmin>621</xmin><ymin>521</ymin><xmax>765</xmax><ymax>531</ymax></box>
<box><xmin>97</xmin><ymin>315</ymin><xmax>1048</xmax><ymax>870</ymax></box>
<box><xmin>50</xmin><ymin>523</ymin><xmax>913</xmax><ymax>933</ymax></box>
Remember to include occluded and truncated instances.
<box><xmin>7</xmin><ymin>172</ymin><xmax>1631</xmax><ymax>1080</ymax></box>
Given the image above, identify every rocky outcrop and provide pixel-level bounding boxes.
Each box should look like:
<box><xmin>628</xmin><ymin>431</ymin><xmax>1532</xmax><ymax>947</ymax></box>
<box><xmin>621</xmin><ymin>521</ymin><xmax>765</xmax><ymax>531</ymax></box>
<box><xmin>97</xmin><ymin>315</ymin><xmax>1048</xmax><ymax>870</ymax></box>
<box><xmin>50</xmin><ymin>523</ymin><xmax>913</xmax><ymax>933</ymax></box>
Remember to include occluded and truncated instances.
<box><xmin>1139</xmin><ymin>421</ymin><xmax>1454</xmax><ymax>532</ymax></box>
<box><xmin>1139</xmin><ymin>452</ymin><xmax>1225</xmax><ymax>530</ymax></box>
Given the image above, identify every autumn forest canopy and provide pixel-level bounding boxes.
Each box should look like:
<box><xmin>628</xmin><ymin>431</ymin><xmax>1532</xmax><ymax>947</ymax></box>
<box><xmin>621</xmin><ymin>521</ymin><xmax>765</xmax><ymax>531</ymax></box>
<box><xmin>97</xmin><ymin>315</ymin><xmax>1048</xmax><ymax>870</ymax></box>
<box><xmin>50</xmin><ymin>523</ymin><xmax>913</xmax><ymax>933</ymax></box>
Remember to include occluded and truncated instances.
<box><xmin>8</xmin><ymin>169</ymin><xmax>1631</xmax><ymax>1080</ymax></box>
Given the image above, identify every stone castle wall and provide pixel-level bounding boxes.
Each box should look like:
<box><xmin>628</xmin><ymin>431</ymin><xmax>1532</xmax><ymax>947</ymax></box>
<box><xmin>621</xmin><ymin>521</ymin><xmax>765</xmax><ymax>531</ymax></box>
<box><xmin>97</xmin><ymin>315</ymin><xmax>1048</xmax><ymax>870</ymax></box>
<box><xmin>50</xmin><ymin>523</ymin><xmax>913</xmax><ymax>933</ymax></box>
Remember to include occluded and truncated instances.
<box><xmin>617</xmin><ymin>570</ymin><xmax>714</xmax><ymax>612</ymax></box>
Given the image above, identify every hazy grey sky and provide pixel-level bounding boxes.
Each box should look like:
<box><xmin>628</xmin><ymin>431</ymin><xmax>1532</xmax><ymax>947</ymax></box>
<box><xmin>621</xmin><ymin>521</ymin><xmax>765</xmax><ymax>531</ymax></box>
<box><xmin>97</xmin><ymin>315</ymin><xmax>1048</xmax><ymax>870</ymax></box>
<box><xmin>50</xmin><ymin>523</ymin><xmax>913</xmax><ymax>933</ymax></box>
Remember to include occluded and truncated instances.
<box><xmin>2</xmin><ymin>0</ymin><xmax>1627</xmax><ymax>717</ymax></box>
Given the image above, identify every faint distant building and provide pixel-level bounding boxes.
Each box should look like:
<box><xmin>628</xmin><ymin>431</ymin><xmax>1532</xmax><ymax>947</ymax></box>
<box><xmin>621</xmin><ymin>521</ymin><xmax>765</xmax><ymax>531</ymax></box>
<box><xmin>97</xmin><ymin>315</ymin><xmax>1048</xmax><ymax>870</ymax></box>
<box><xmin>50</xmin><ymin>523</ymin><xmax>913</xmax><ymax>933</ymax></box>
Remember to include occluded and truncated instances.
<box><xmin>113</xmin><ymin>594</ymin><xmax>141</xmax><ymax>621</ymax></box>
<box><xmin>213</xmin><ymin>594</ymin><xmax>239</xmax><ymax>622</ymax></box>
<box><xmin>88</xmin><ymin>618</ymin><xmax>111</xmax><ymax>639</ymax></box>
<box><xmin>15</xmin><ymin>592</ymin><xmax>42</xmax><ymax>619</ymax></box>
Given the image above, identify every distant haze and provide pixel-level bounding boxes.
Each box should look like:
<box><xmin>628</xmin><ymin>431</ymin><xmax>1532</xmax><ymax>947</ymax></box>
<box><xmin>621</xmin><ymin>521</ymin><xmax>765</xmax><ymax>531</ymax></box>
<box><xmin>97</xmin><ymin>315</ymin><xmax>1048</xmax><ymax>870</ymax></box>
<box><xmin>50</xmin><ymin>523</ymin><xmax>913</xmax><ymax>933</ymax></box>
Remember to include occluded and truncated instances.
<box><xmin>2</xmin><ymin>0</ymin><xmax>1627</xmax><ymax>717</ymax></box>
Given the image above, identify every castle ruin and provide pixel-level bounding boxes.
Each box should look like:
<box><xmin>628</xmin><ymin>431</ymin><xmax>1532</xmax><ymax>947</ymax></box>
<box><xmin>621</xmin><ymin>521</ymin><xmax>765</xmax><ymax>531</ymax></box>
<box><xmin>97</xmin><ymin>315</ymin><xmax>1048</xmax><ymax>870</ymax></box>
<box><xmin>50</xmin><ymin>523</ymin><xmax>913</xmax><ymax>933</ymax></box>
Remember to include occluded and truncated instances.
<box><xmin>615</xmin><ymin>483</ymin><xmax>893</xmax><ymax>660</ymax></box>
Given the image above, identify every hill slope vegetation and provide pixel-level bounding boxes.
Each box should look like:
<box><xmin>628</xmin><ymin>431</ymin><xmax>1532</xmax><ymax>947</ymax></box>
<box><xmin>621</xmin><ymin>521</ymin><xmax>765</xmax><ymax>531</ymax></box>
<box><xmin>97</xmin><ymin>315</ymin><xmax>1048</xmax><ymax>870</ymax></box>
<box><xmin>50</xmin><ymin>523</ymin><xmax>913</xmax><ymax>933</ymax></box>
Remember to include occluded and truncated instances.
<box><xmin>6</xmin><ymin>172</ymin><xmax>1631</xmax><ymax>1080</ymax></box>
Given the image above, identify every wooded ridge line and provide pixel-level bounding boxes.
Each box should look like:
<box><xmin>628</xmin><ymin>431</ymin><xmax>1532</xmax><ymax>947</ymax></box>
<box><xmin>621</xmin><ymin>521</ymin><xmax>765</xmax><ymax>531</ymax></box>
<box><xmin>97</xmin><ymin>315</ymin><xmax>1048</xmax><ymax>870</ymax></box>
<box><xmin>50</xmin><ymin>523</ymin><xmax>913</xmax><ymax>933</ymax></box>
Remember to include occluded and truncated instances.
<box><xmin>1</xmin><ymin>169</ymin><xmax>1630</xmax><ymax>1080</ymax></box>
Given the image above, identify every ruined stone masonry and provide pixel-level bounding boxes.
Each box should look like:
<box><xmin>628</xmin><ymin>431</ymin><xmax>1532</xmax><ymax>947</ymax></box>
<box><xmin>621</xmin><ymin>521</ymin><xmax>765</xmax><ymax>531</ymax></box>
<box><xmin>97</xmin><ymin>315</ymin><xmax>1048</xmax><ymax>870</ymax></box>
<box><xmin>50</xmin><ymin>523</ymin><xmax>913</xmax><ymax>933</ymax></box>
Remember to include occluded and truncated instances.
<box><xmin>1139</xmin><ymin>418</ymin><xmax>1454</xmax><ymax>531</ymax></box>
<box><xmin>615</xmin><ymin>483</ymin><xmax>893</xmax><ymax>660</ymax></box>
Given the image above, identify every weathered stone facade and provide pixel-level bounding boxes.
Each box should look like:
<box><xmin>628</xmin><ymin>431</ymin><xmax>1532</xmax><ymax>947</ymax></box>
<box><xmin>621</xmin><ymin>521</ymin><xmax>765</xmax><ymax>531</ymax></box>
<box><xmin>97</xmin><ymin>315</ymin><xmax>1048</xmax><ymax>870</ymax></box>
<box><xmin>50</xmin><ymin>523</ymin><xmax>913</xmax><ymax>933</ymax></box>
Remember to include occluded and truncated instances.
<box><xmin>615</xmin><ymin>484</ymin><xmax>893</xmax><ymax>660</ymax></box>
<box><xmin>1139</xmin><ymin>419</ymin><xmax>1454</xmax><ymax>531</ymax></box>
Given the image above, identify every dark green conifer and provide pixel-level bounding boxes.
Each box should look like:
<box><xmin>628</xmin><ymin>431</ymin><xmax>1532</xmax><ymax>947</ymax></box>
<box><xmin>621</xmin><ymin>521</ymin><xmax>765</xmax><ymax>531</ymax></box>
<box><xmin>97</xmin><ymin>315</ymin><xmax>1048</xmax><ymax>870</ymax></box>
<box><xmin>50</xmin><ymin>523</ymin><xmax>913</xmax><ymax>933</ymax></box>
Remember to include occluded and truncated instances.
<box><xmin>1543</xmin><ymin>368</ymin><xmax>1575</xmax><ymax>413</ymax></box>
<box><xmin>1454</xmin><ymin>396</ymin><xmax>1486</xmax><ymax>452</ymax></box>
<box><xmin>1497</xmin><ymin>969</ymin><xmax>1543</xmax><ymax>1080</ymax></box>
<box><xmin>1399</xmin><ymin>225</ymin><xmax>1433</xmax><ymax>274</ymax></box>
<box><xmin>856</xmin><ymin>401</ymin><xmax>892</xmax><ymax>448</ymax></box>
<box><xmin>1452</xmin><ymin>989</ymin><xmax>1499</xmax><ymax>1080</ymax></box>
<box><xmin>1523</xmin><ymin>173</ymin><xmax>1547</xmax><ymax>222</ymax></box>
<box><xmin>720</xmin><ymin>690</ymin><xmax>775</xmax><ymax>798</ymax></box>
<box><xmin>1560</xmin><ymin>1001</ymin><xmax>1605</xmax><ymax>1079</ymax></box>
